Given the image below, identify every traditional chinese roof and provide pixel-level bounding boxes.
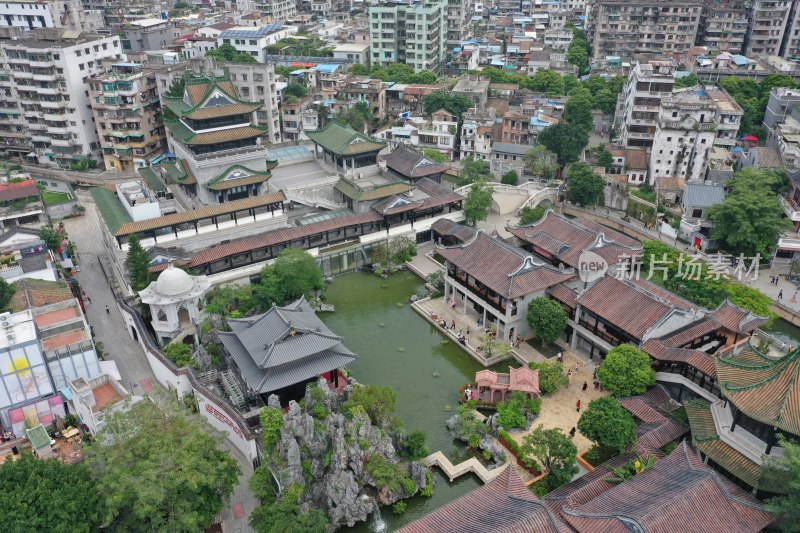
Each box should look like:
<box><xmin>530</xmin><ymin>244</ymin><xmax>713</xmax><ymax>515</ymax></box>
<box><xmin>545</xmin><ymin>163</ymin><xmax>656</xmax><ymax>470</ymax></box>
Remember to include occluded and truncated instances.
<box><xmin>397</xmin><ymin>465</ymin><xmax>570</xmax><ymax>533</ymax></box>
<box><xmin>334</xmin><ymin>179</ymin><xmax>415</xmax><ymax>202</ymax></box>
<box><xmin>685</xmin><ymin>400</ymin><xmax>787</xmax><ymax>493</ymax></box>
<box><xmin>206</xmin><ymin>165</ymin><xmax>274</xmax><ymax>191</ymax></box>
<box><xmin>115</xmin><ymin>192</ymin><xmax>286</xmax><ymax>237</ymax></box>
<box><xmin>641</xmin><ymin>317</ymin><xmax>725</xmax><ymax>377</ymax></box>
<box><xmin>711</xmin><ymin>300</ymin><xmax>769</xmax><ymax>333</ymax></box>
<box><xmin>577</xmin><ymin>276</ymin><xmax>695</xmax><ymax>340</ymax></box>
<box><xmin>557</xmin><ymin>442</ymin><xmax>774</xmax><ymax>533</ymax></box>
<box><xmin>546</xmin><ymin>284</ymin><xmax>577</xmax><ymax>308</ymax></box>
<box><xmin>431</xmin><ymin>218</ymin><xmax>477</xmax><ymax>243</ymax></box>
<box><xmin>715</xmin><ymin>343</ymin><xmax>800</xmax><ymax>435</ymax></box>
<box><xmin>306</xmin><ymin>122</ymin><xmax>386</xmax><ymax>156</ymax></box>
<box><xmin>185</xmin><ymin>125</ymin><xmax>268</xmax><ymax>145</ymax></box>
<box><xmin>218</xmin><ymin>297</ymin><xmax>357</xmax><ymax>394</ymax></box>
<box><xmin>476</xmin><ymin>366</ymin><xmax>540</xmax><ymax>395</ymax></box>
<box><xmin>370</xmin><ymin>195</ymin><xmax>421</xmax><ymax>216</ymax></box>
<box><xmin>507</xmin><ymin>211</ymin><xmax>642</xmax><ymax>269</ymax></box>
<box><xmin>619</xmin><ymin>387</ymin><xmax>688</xmax><ymax>456</ymax></box>
<box><xmin>437</xmin><ymin>232</ymin><xmax>576</xmax><ymax>299</ymax></box>
<box><xmin>385</xmin><ymin>145</ymin><xmax>449</xmax><ymax>179</ymax></box>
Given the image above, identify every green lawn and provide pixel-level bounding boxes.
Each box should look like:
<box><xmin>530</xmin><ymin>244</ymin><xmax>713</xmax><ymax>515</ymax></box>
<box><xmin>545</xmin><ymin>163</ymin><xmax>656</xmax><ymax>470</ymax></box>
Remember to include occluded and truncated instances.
<box><xmin>42</xmin><ymin>190</ymin><xmax>73</xmax><ymax>205</ymax></box>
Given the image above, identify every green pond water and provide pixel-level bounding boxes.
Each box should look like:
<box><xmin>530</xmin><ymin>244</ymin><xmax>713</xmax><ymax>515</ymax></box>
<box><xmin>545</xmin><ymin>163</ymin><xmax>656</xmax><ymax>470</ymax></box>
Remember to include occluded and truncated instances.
<box><xmin>319</xmin><ymin>271</ymin><xmax>485</xmax><ymax>532</ymax></box>
<box><xmin>762</xmin><ymin>317</ymin><xmax>800</xmax><ymax>347</ymax></box>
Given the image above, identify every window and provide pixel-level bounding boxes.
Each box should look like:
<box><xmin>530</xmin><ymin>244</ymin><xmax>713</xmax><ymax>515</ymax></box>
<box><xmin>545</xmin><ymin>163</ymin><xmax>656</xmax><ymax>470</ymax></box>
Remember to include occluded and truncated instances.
<box><xmin>75</xmin><ymin>50</ymin><xmax>81</xmax><ymax>57</ymax></box>
<box><xmin>242</xmin><ymin>74</ymin><xmax>247</xmax><ymax>81</ymax></box>
<box><xmin>692</xmin><ymin>208</ymin><xmax>703</xmax><ymax>218</ymax></box>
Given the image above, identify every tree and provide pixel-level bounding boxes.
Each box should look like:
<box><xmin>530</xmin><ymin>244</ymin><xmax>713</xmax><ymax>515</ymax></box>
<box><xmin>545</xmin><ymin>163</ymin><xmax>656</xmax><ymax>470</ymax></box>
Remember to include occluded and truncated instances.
<box><xmin>596</xmin><ymin>148</ymin><xmax>614</xmax><ymax>170</ymax></box>
<box><xmin>38</xmin><ymin>225</ymin><xmax>63</xmax><ymax>252</ymax></box>
<box><xmin>250</xmin><ymin>484</ymin><xmax>328</xmax><ymax>533</ymax></box>
<box><xmin>674</xmin><ymin>73</ymin><xmax>699</xmax><ymax>88</ymax></box>
<box><xmin>162</xmin><ymin>342</ymin><xmax>196</xmax><ymax>368</ymax></box>
<box><xmin>766</xmin><ymin>435</ymin><xmax>800</xmax><ymax>530</ymax></box>
<box><xmin>398</xmin><ymin>429</ymin><xmax>429</xmax><ymax>460</ymax></box>
<box><xmin>259</xmin><ymin>406</ymin><xmax>284</xmax><ymax>452</ymax></box>
<box><xmin>596</xmin><ymin>345</ymin><xmax>655</xmax><ymax>397</ymax></box>
<box><xmin>86</xmin><ymin>399</ymin><xmax>241</xmax><ymax>532</ymax></box>
<box><xmin>349</xmin><ymin>64</ymin><xmax>370</xmax><ymax>76</ymax></box>
<box><xmin>566</xmin><ymin>45</ymin><xmax>589</xmax><ymax>76</ymax></box>
<box><xmin>520</xmin><ymin>425</ymin><xmax>579</xmax><ymax>489</ymax></box>
<box><xmin>464</xmin><ymin>180</ymin><xmax>494</xmax><ymax>226</ymax></box>
<box><xmin>524</xmin><ymin>145</ymin><xmax>558</xmax><ymax>178</ymax></box>
<box><xmin>501</xmin><ymin>170</ymin><xmax>519</xmax><ymax>185</ymax></box>
<box><xmin>343</xmin><ymin>384</ymin><xmax>397</xmax><ymax>424</ymax></box>
<box><xmin>459</xmin><ymin>155</ymin><xmax>492</xmax><ymax>185</ymax></box>
<box><xmin>423</xmin><ymin>91</ymin><xmax>474</xmax><ymax>117</ymax></box>
<box><xmin>126</xmin><ymin>234</ymin><xmax>151</xmax><ymax>292</ymax></box>
<box><xmin>284</xmin><ymin>81</ymin><xmax>308</xmax><ymax>98</ymax></box>
<box><xmin>707</xmin><ymin>187</ymin><xmax>791</xmax><ymax>257</ymax></box>
<box><xmin>422</xmin><ymin>147</ymin><xmax>448</xmax><ymax>163</ymax></box>
<box><xmin>0</xmin><ymin>453</ymin><xmax>102</xmax><ymax>533</ymax></box>
<box><xmin>564</xmin><ymin>88</ymin><xmax>594</xmax><ymax>132</ymax></box>
<box><xmin>528</xmin><ymin>361</ymin><xmax>568</xmax><ymax>395</ymax></box>
<box><xmin>0</xmin><ymin>277</ymin><xmax>15</xmax><ymax>310</ymax></box>
<box><xmin>577</xmin><ymin>397</ymin><xmax>638</xmax><ymax>454</ymax></box>
<box><xmin>566</xmin><ymin>162</ymin><xmax>605</xmax><ymax>207</ymax></box>
<box><xmin>206</xmin><ymin>43</ymin><xmax>258</xmax><ymax>63</ymax></box>
<box><xmin>518</xmin><ymin>205</ymin><xmax>548</xmax><ymax>225</ymax></box>
<box><xmin>335</xmin><ymin>100</ymin><xmax>373</xmax><ymax>133</ymax></box>
<box><xmin>539</xmin><ymin>122</ymin><xmax>590</xmax><ymax>167</ymax></box>
<box><xmin>526</xmin><ymin>297</ymin><xmax>567</xmax><ymax>345</ymax></box>
<box><xmin>254</xmin><ymin>248</ymin><xmax>324</xmax><ymax>308</ymax></box>
<box><xmin>594</xmin><ymin>89</ymin><xmax>618</xmax><ymax>115</ymax></box>
<box><xmin>166</xmin><ymin>77</ymin><xmax>185</xmax><ymax>98</ymax></box>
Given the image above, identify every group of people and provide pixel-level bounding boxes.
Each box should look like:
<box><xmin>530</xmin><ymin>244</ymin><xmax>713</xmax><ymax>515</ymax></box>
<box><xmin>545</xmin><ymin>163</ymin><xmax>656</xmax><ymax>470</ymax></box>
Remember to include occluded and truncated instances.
<box><xmin>464</xmin><ymin>387</ymin><xmax>477</xmax><ymax>401</ymax></box>
<box><xmin>431</xmin><ymin>313</ymin><xmax>470</xmax><ymax>346</ymax></box>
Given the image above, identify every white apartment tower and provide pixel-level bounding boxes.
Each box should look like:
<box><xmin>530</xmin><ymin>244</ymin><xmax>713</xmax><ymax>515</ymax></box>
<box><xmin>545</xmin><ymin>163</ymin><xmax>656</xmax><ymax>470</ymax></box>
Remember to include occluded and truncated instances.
<box><xmin>0</xmin><ymin>0</ymin><xmax>86</xmax><ymax>33</ymax></box>
<box><xmin>617</xmin><ymin>59</ymin><xmax>677</xmax><ymax>149</ymax></box>
<box><xmin>254</xmin><ymin>0</ymin><xmax>297</xmax><ymax>22</ymax></box>
<box><xmin>369</xmin><ymin>0</ymin><xmax>446</xmax><ymax>74</ymax></box>
<box><xmin>746</xmin><ymin>0</ymin><xmax>793</xmax><ymax>57</ymax></box>
<box><xmin>0</xmin><ymin>28</ymin><xmax>123</xmax><ymax>166</ymax></box>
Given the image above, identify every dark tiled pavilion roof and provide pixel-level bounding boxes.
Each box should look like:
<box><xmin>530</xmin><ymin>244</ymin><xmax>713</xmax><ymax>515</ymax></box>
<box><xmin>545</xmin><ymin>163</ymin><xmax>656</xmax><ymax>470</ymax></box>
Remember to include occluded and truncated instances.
<box><xmin>619</xmin><ymin>387</ymin><xmax>689</xmax><ymax>456</ymax></box>
<box><xmin>217</xmin><ymin>298</ymin><xmax>357</xmax><ymax>394</ymax></box>
<box><xmin>437</xmin><ymin>231</ymin><xmax>576</xmax><ymax>299</ymax></box>
<box><xmin>715</xmin><ymin>343</ymin><xmax>800</xmax><ymax>435</ymax></box>
<box><xmin>397</xmin><ymin>465</ymin><xmax>570</xmax><ymax>533</ymax></box>
<box><xmin>684</xmin><ymin>400</ymin><xmax>787</xmax><ymax>493</ymax></box>
<box><xmin>507</xmin><ymin>210</ymin><xmax>642</xmax><ymax>268</ymax></box>
<box><xmin>558</xmin><ymin>442</ymin><xmax>775</xmax><ymax>533</ymax></box>
<box><xmin>385</xmin><ymin>145</ymin><xmax>449</xmax><ymax>179</ymax></box>
<box><xmin>430</xmin><ymin>218</ymin><xmax>477</xmax><ymax>243</ymax></box>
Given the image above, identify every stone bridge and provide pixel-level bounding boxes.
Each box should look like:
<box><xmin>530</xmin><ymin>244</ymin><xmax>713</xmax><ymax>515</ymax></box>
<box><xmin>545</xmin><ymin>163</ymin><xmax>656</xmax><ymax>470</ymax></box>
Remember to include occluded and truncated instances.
<box><xmin>454</xmin><ymin>182</ymin><xmax>560</xmax><ymax>215</ymax></box>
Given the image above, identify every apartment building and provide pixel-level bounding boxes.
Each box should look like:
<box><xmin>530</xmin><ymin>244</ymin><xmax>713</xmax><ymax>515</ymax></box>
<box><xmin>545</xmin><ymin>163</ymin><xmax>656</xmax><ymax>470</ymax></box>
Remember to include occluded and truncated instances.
<box><xmin>254</xmin><ymin>0</ymin><xmax>297</xmax><ymax>22</ymax></box>
<box><xmin>369</xmin><ymin>0</ymin><xmax>446</xmax><ymax>74</ymax></box>
<box><xmin>446</xmin><ymin>0</ymin><xmax>473</xmax><ymax>52</ymax></box>
<box><xmin>0</xmin><ymin>0</ymin><xmax>87</xmax><ymax>33</ymax></box>
<box><xmin>764</xmin><ymin>87</ymin><xmax>800</xmax><ymax>132</ymax></box>
<box><xmin>121</xmin><ymin>18</ymin><xmax>171</xmax><ymax>54</ymax></box>
<box><xmin>281</xmin><ymin>96</ymin><xmax>311</xmax><ymax>141</ymax></box>
<box><xmin>617</xmin><ymin>59</ymin><xmax>677</xmax><ymax>150</ymax></box>
<box><xmin>782</xmin><ymin>1</ymin><xmax>800</xmax><ymax>58</ymax></box>
<box><xmin>650</xmin><ymin>88</ymin><xmax>742</xmax><ymax>183</ymax></box>
<box><xmin>745</xmin><ymin>0</ymin><xmax>793</xmax><ymax>57</ymax></box>
<box><xmin>0</xmin><ymin>28</ymin><xmax>123</xmax><ymax>167</ymax></box>
<box><xmin>217</xmin><ymin>24</ymin><xmax>298</xmax><ymax>63</ymax></box>
<box><xmin>697</xmin><ymin>1</ymin><xmax>749</xmax><ymax>54</ymax></box>
<box><xmin>337</xmin><ymin>77</ymin><xmax>386</xmax><ymax>122</ymax></box>
<box><xmin>585</xmin><ymin>0</ymin><xmax>702</xmax><ymax>61</ymax></box>
<box><xmin>460</xmin><ymin>107</ymin><xmax>496</xmax><ymax>161</ymax></box>
<box><xmin>87</xmin><ymin>63</ymin><xmax>166</xmax><ymax>172</ymax></box>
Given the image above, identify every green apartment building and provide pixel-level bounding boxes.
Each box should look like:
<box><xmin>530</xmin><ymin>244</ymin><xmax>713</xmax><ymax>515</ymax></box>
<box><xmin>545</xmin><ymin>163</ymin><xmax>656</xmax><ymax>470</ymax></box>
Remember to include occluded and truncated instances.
<box><xmin>369</xmin><ymin>0</ymin><xmax>446</xmax><ymax>74</ymax></box>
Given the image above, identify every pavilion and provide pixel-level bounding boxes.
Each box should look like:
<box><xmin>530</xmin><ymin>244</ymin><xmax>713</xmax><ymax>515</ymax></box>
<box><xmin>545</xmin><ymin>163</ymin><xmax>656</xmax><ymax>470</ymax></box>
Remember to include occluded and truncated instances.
<box><xmin>306</xmin><ymin>122</ymin><xmax>387</xmax><ymax>176</ymax></box>
<box><xmin>475</xmin><ymin>365</ymin><xmax>540</xmax><ymax>403</ymax></box>
<box><xmin>218</xmin><ymin>297</ymin><xmax>357</xmax><ymax>404</ymax></box>
<box><xmin>384</xmin><ymin>145</ymin><xmax>449</xmax><ymax>183</ymax></box>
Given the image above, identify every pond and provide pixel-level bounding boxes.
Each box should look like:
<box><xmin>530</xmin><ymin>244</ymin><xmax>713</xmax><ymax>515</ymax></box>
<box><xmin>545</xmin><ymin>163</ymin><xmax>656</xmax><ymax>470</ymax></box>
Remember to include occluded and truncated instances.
<box><xmin>762</xmin><ymin>317</ymin><xmax>800</xmax><ymax>347</ymax></box>
<box><xmin>320</xmin><ymin>271</ymin><xmax>487</xmax><ymax>532</ymax></box>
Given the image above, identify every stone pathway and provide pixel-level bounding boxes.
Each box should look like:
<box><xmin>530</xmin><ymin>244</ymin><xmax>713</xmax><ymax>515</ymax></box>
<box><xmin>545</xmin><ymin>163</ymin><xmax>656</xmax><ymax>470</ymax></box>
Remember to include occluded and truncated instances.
<box><xmin>422</xmin><ymin>451</ymin><xmax>506</xmax><ymax>484</ymax></box>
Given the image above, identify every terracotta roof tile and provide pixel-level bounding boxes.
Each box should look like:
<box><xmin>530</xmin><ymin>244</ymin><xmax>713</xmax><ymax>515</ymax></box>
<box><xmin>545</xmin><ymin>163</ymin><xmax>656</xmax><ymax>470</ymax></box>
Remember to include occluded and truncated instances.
<box><xmin>9</xmin><ymin>279</ymin><xmax>73</xmax><ymax>312</ymax></box>
<box><xmin>438</xmin><ymin>232</ymin><xmax>576</xmax><ymax>299</ymax></box>
<box><xmin>183</xmin><ymin>102</ymin><xmax>262</xmax><ymax>120</ymax></box>
<box><xmin>0</xmin><ymin>179</ymin><xmax>39</xmax><ymax>202</ymax></box>
<box><xmin>711</xmin><ymin>300</ymin><xmax>768</xmax><ymax>333</ymax></box>
<box><xmin>546</xmin><ymin>284</ymin><xmax>577</xmax><ymax>308</ymax></box>
<box><xmin>115</xmin><ymin>192</ymin><xmax>286</xmax><ymax>236</ymax></box>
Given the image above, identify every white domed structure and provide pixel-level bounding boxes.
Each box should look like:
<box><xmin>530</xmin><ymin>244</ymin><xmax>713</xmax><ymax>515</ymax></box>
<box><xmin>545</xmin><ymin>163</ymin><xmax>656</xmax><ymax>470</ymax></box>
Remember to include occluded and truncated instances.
<box><xmin>138</xmin><ymin>264</ymin><xmax>211</xmax><ymax>346</ymax></box>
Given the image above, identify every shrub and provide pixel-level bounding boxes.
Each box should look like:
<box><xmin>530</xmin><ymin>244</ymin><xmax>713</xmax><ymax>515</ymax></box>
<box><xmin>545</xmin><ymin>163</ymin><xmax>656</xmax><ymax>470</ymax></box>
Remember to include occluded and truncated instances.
<box><xmin>311</xmin><ymin>403</ymin><xmax>329</xmax><ymax>420</ymax></box>
<box><xmin>426</xmin><ymin>270</ymin><xmax>445</xmax><ymax>291</ymax></box>
<box><xmin>400</xmin><ymin>477</ymin><xmax>417</xmax><ymax>496</ymax></box>
<box><xmin>259</xmin><ymin>407</ymin><xmax>284</xmax><ymax>451</ymax></box>
<box><xmin>301</xmin><ymin>459</ymin><xmax>313</xmax><ymax>481</ymax></box>
<box><xmin>392</xmin><ymin>501</ymin><xmax>407</xmax><ymax>515</ymax></box>
<box><xmin>529</xmin><ymin>361</ymin><xmax>568</xmax><ymax>395</ymax></box>
<box><xmin>366</xmin><ymin>455</ymin><xmax>411</xmax><ymax>493</ymax></box>
<box><xmin>421</xmin><ymin>468</ymin><xmax>434</xmax><ymax>497</ymax></box>
<box><xmin>358</xmin><ymin>440</ymin><xmax>370</xmax><ymax>451</ymax></box>
<box><xmin>398</xmin><ymin>430</ymin><xmax>429</xmax><ymax>460</ymax></box>
<box><xmin>496</xmin><ymin>391</ymin><xmax>540</xmax><ymax>429</ymax></box>
<box><xmin>162</xmin><ymin>343</ymin><xmax>196</xmax><ymax>369</ymax></box>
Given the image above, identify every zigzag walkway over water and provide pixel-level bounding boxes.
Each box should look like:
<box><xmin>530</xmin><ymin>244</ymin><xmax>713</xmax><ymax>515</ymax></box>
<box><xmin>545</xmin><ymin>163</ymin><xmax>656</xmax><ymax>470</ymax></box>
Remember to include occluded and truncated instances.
<box><xmin>421</xmin><ymin>451</ymin><xmax>506</xmax><ymax>484</ymax></box>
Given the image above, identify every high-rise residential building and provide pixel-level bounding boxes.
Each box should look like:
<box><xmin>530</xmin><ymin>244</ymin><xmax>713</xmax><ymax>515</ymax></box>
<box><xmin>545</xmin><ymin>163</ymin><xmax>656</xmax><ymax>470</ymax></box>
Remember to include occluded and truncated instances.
<box><xmin>649</xmin><ymin>87</ymin><xmax>742</xmax><ymax>182</ymax></box>
<box><xmin>0</xmin><ymin>0</ymin><xmax>87</xmax><ymax>32</ymax></box>
<box><xmin>87</xmin><ymin>63</ymin><xmax>167</xmax><ymax>172</ymax></box>
<box><xmin>617</xmin><ymin>59</ymin><xmax>677</xmax><ymax>149</ymax></box>
<box><xmin>745</xmin><ymin>0</ymin><xmax>793</xmax><ymax>57</ymax></box>
<box><xmin>585</xmin><ymin>0</ymin><xmax>702</xmax><ymax>61</ymax></box>
<box><xmin>254</xmin><ymin>0</ymin><xmax>297</xmax><ymax>22</ymax></box>
<box><xmin>369</xmin><ymin>0</ymin><xmax>446</xmax><ymax>74</ymax></box>
<box><xmin>781</xmin><ymin>2</ymin><xmax>800</xmax><ymax>58</ymax></box>
<box><xmin>0</xmin><ymin>28</ymin><xmax>123</xmax><ymax>166</ymax></box>
<box><xmin>446</xmin><ymin>0</ymin><xmax>473</xmax><ymax>52</ymax></box>
<box><xmin>697</xmin><ymin>0</ymin><xmax>749</xmax><ymax>55</ymax></box>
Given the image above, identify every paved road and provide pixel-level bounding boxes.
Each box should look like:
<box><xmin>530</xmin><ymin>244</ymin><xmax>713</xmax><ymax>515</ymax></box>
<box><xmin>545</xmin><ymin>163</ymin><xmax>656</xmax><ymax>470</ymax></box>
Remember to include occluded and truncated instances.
<box><xmin>64</xmin><ymin>192</ymin><xmax>258</xmax><ymax>532</ymax></box>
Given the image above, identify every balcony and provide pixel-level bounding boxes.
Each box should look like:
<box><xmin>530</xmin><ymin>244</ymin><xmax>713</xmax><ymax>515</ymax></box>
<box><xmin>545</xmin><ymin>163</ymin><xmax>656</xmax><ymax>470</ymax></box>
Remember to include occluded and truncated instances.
<box><xmin>779</xmin><ymin>194</ymin><xmax>800</xmax><ymax>222</ymax></box>
<box><xmin>447</xmin><ymin>269</ymin><xmax>510</xmax><ymax>316</ymax></box>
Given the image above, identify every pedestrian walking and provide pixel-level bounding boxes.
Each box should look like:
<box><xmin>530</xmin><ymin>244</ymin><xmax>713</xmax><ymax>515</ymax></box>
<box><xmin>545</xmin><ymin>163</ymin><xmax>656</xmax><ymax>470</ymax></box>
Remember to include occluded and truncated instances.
<box><xmin>569</xmin><ymin>427</ymin><xmax>576</xmax><ymax>438</ymax></box>
<box><xmin>567</xmin><ymin>369</ymin><xmax>572</xmax><ymax>381</ymax></box>
<box><xmin>85</xmin><ymin>295</ymin><xmax>91</xmax><ymax>304</ymax></box>
<box><xmin>582</xmin><ymin>381</ymin><xmax>588</xmax><ymax>391</ymax></box>
<box><xmin>105</xmin><ymin>305</ymin><xmax>110</xmax><ymax>315</ymax></box>
<box><xmin>556</xmin><ymin>351</ymin><xmax>563</xmax><ymax>363</ymax></box>
<box><xmin>779</xmin><ymin>290</ymin><xmax>784</xmax><ymax>299</ymax></box>
<box><xmin>576</xmin><ymin>400</ymin><xmax>581</xmax><ymax>412</ymax></box>
<box><xmin>450</xmin><ymin>320</ymin><xmax>455</xmax><ymax>330</ymax></box>
<box><xmin>575</xmin><ymin>362</ymin><xmax>580</xmax><ymax>373</ymax></box>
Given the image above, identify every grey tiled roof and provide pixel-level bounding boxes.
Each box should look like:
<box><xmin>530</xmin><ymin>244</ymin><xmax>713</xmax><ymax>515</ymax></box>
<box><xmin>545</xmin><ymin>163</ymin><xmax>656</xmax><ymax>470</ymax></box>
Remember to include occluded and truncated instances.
<box><xmin>684</xmin><ymin>182</ymin><xmax>725</xmax><ymax>207</ymax></box>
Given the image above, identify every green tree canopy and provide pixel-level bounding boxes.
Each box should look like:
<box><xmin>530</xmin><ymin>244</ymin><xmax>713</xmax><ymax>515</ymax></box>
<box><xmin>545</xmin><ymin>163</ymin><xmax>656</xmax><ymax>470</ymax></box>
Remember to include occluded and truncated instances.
<box><xmin>254</xmin><ymin>248</ymin><xmax>324</xmax><ymax>308</ymax></box>
<box><xmin>563</xmin><ymin>88</ymin><xmax>594</xmax><ymax>132</ymax></box>
<box><xmin>250</xmin><ymin>483</ymin><xmax>328</xmax><ymax>533</ymax></box>
<box><xmin>594</xmin><ymin>88</ymin><xmax>618</xmax><ymax>115</ymax></box>
<box><xmin>38</xmin><ymin>225</ymin><xmax>63</xmax><ymax>252</ymax></box>
<box><xmin>766</xmin><ymin>435</ymin><xmax>800</xmax><ymax>530</ymax></box>
<box><xmin>459</xmin><ymin>155</ymin><xmax>493</xmax><ymax>185</ymax></box>
<box><xmin>597</xmin><ymin>345</ymin><xmax>656</xmax><ymax>397</ymax></box>
<box><xmin>162</xmin><ymin>342</ymin><xmax>195</xmax><ymax>368</ymax></box>
<box><xmin>206</xmin><ymin>43</ymin><xmax>257</xmax><ymax>63</ymax></box>
<box><xmin>463</xmin><ymin>180</ymin><xmax>494</xmax><ymax>226</ymax></box>
<box><xmin>284</xmin><ymin>81</ymin><xmax>308</xmax><ymax>98</ymax></box>
<box><xmin>566</xmin><ymin>26</ymin><xmax>591</xmax><ymax>75</ymax></box>
<box><xmin>126</xmin><ymin>234</ymin><xmax>151</xmax><ymax>292</ymax></box>
<box><xmin>422</xmin><ymin>147</ymin><xmax>448</xmax><ymax>163</ymax></box>
<box><xmin>539</xmin><ymin>122</ymin><xmax>590</xmax><ymax>167</ymax></box>
<box><xmin>518</xmin><ymin>205</ymin><xmax>548</xmax><ymax>225</ymax></box>
<box><xmin>674</xmin><ymin>73</ymin><xmax>699</xmax><ymax>89</ymax></box>
<box><xmin>597</xmin><ymin>148</ymin><xmax>614</xmax><ymax>170</ymax></box>
<box><xmin>566</xmin><ymin>162</ymin><xmax>605</xmax><ymax>206</ymax></box>
<box><xmin>423</xmin><ymin>91</ymin><xmax>474</xmax><ymax>117</ymax></box>
<box><xmin>0</xmin><ymin>453</ymin><xmax>102</xmax><ymax>533</ymax></box>
<box><xmin>577</xmin><ymin>397</ymin><xmax>638</xmax><ymax>454</ymax></box>
<box><xmin>526</xmin><ymin>297</ymin><xmax>567</xmax><ymax>345</ymax></box>
<box><xmin>335</xmin><ymin>100</ymin><xmax>373</xmax><ymax>133</ymax></box>
<box><xmin>259</xmin><ymin>406</ymin><xmax>284</xmax><ymax>452</ymax></box>
<box><xmin>0</xmin><ymin>277</ymin><xmax>15</xmax><ymax>310</ymax></box>
<box><xmin>86</xmin><ymin>399</ymin><xmax>241</xmax><ymax>532</ymax></box>
<box><xmin>343</xmin><ymin>384</ymin><xmax>397</xmax><ymax>425</ymax></box>
<box><xmin>528</xmin><ymin>360</ymin><xmax>569</xmax><ymax>395</ymax></box>
<box><xmin>520</xmin><ymin>425</ymin><xmax>579</xmax><ymax>489</ymax></box>
<box><xmin>524</xmin><ymin>145</ymin><xmax>558</xmax><ymax>178</ymax></box>
<box><xmin>501</xmin><ymin>170</ymin><xmax>519</xmax><ymax>185</ymax></box>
